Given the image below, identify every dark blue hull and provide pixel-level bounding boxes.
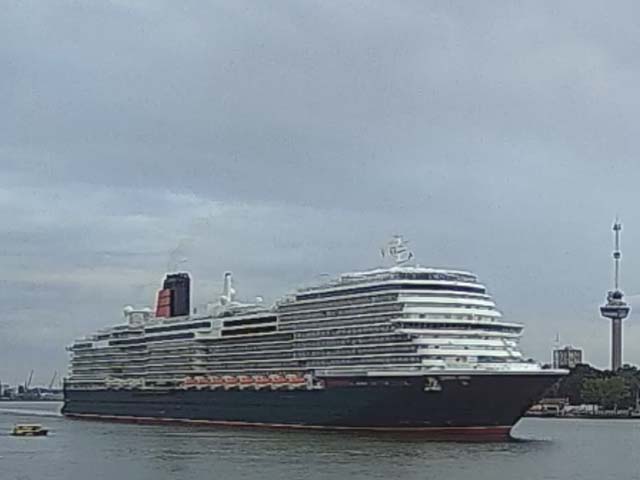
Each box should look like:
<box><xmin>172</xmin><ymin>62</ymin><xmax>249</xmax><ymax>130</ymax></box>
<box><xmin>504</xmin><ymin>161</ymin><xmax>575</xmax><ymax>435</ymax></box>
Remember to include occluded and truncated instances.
<box><xmin>62</xmin><ymin>373</ymin><xmax>561</xmax><ymax>439</ymax></box>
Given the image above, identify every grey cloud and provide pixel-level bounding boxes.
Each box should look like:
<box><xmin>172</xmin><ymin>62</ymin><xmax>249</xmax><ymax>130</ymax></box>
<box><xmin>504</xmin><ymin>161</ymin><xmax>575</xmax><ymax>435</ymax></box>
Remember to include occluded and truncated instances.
<box><xmin>1</xmin><ymin>0</ymin><xmax>640</xmax><ymax>382</ymax></box>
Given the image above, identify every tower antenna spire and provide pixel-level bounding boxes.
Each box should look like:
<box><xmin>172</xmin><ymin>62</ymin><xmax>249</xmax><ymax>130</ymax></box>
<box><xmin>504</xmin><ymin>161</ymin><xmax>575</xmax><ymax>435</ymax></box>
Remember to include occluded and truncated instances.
<box><xmin>613</xmin><ymin>219</ymin><xmax>622</xmax><ymax>290</ymax></box>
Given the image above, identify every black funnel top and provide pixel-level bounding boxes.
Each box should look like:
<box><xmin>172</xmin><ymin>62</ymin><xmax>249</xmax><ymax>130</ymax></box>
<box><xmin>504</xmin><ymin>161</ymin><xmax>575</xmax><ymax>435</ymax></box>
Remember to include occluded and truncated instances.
<box><xmin>163</xmin><ymin>273</ymin><xmax>191</xmax><ymax>317</ymax></box>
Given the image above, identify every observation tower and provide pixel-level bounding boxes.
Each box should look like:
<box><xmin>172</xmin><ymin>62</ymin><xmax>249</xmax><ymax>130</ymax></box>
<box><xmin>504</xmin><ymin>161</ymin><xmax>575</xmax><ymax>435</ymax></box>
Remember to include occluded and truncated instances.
<box><xmin>600</xmin><ymin>220</ymin><xmax>631</xmax><ymax>371</ymax></box>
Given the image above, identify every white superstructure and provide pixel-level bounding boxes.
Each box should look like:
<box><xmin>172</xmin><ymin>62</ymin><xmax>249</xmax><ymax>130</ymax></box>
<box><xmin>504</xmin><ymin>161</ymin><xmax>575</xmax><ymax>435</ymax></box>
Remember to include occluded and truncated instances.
<box><xmin>66</xmin><ymin>237</ymin><xmax>543</xmax><ymax>392</ymax></box>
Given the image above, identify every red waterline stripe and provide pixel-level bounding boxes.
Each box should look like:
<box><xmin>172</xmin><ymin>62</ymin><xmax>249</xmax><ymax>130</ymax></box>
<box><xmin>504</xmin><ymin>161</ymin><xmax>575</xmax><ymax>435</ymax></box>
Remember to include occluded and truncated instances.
<box><xmin>64</xmin><ymin>413</ymin><xmax>512</xmax><ymax>438</ymax></box>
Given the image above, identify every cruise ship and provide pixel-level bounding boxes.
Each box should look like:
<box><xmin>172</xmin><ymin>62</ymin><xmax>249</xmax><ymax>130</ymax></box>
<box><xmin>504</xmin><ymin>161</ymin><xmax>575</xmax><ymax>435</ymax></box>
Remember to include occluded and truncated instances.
<box><xmin>62</xmin><ymin>237</ymin><xmax>565</xmax><ymax>439</ymax></box>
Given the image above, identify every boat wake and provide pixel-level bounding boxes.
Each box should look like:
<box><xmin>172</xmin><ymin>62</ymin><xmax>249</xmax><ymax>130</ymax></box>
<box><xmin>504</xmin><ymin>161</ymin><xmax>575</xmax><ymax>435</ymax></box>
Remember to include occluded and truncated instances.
<box><xmin>0</xmin><ymin>408</ymin><xmax>62</xmax><ymax>418</ymax></box>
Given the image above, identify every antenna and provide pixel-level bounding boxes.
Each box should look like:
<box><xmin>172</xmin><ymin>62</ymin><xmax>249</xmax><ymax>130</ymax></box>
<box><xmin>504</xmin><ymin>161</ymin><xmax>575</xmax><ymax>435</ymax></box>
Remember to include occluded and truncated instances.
<box><xmin>613</xmin><ymin>220</ymin><xmax>622</xmax><ymax>290</ymax></box>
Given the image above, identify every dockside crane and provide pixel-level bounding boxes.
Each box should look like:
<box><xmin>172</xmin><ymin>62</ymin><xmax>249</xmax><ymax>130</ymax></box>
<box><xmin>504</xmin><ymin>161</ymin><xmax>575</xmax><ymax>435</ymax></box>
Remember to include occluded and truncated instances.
<box><xmin>48</xmin><ymin>371</ymin><xmax>58</xmax><ymax>390</ymax></box>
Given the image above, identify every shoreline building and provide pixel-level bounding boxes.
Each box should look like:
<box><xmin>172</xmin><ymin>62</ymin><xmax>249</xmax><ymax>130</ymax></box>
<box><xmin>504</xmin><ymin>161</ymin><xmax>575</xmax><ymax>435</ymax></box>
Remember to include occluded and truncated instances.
<box><xmin>552</xmin><ymin>345</ymin><xmax>583</xmax><ymax>370</ymax></box>
<box><xmin>600</xmin><ymin>220</ymin><xmax>631</xmax><ymax>371</ymax></box>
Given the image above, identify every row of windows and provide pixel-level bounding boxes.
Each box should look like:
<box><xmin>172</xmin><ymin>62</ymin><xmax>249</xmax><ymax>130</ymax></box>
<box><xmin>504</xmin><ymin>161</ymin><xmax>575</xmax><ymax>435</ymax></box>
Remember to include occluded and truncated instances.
<box><xmin>277</xmin><ymin>293</ymin><xmax>399</xmax><ymax>314</ymax></box>
<box><xmin>280</xmin><ymin>314</ymin><xmax>396</xmax><ymax>332</ymax></box>
<box><xmin>202</xmin><ymin>349</ymin><xmax>423</xmax><ymax>370</ymax></box>
<box><xmin>397</xmin><ymin>272</ymin><xmax>477</xmax><ymax>282</ymax></box>
<box><xmin>294</xmin><ymin>333</ymin><xmax>408</xmax><ymax>349</ymax></box>
<box><xmin>280</xmin><ymin>303</ymin><xmax>402</xmax><ymax>322</ymax></box>
<box><xmin>148</xmin><ymin>361</ymin><xmax>300</xmax><ymax>372</ymax></box>
<box><xmin>202</xmin><ymin>350</ymin><xmax>293</xmax><ymax>362</ymax></box>
<box><xmin>73</xmin><ymin>344</ymin><xmax>147</xmax><ymax>355</ymax></box>
<box><xmin>294</xmin><ymin>324</ymin><xmax>394</xmax><ymax>339</ymax></box>
<box><xmin>71</xmin><ymin>349</ymin><xmax>147</xmax><ymax>361</ymax></box>
<box><xmin>145</xmin><ymin>321</ymin><xmax>212</xmax><ymax>334</ymax></box>
<box><xmin>72</xmin><ymin>362</ymin><xmax>148</xmax><ymax>370</ymax></box>
<box><xmin>145</xmin><ymin>356</ymin><xmax>208</xmax><ymax>366</ymax></box>
<box><xmin>421</xmin><ymin>344</ymin><xmax>515</xmax><ymax>352</ymax></box>
<box><xmin>405</xmin><ymin>304</ymin><xmax>495</xmax><ymax>312</ymax></box>
<box><xmin>220</xmin><ymin>325</ymin><xmax>277</xmax><ymax>337</ymax></box>
<box><xmin>223</xmin><ymin>316</ymin><xmax>277</xmax><ymax>328</ymax></box>
<box><xmin>305</xmin><ymin>355</ymin><xmax>420</xmax><ymax>367</ymax></box>
<box><xmin>201</xmin><ymin>332</ymin><xmax>293</xmax><ymax>345</ymax></box>
<box><xmin>109</xmin><ymin>332</ymin><xmax>195</xmax><ymax>346</ymax></box>
<box><xmin>150</xmin><ymin>340</ymin><xmax>291</xmax><ymax>358</ymax></box>
<box><xmin>110</xmin><ymin>330</ymin><xmax>143</xmax><ymax>339</ymax></box>
<box><xmin>72</xmin><ymin>356</ymin><xmax>148</xmax><ymax>366</ymax></box>
<box><xmin>402</xmin><ymin>292</ymin><xmax>490</xmax><ymax>302</ymax></box>
<box><xmin>398</xmin><ymin>322</ymin><xmax>521</xmax><ymax>333</ymax></box>
<box><xmin>404</xmin><ymin>313</ymin><xmax>492</xmax><ymax>321</ymax></box>
<box><xmin>293</xmin><ymin>344</ymin><xmax>416</xmax><ymax>358</ymax></box>
<box><xmin>203</xmin><ymin>341</ymin><xmax>292</xmax><ymax>355</ymax></box>
<box><xmin>144</xmin><ymin>365</ymin><xmax>208</xmax><ymax>373</ymax></box>
<box><xmin>477</xmin><ymin>356</ymin><xmax>517</xmax><ymax>363</ymax></box>
<box><xmin>296</xmin><ymin>283</ymin><xmax>486</xmax><ymax>301</ymax></box>
<box><xmin>71</xmin><ymin>370</ymin><xmax>147</xmax><ymax>378</ymax></box>
<box><xmin>148</xmin><ymin>347</ymin><xmax>205</xmax><ymax>356</ymax></box>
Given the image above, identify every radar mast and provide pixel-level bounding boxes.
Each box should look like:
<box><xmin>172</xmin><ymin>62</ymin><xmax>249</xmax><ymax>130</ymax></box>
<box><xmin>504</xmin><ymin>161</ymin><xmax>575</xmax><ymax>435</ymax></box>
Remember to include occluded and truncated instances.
<box><xmin>380</xmin><ymin>235</ymin><xmax>414</xmax><ymax>265</ymax></box>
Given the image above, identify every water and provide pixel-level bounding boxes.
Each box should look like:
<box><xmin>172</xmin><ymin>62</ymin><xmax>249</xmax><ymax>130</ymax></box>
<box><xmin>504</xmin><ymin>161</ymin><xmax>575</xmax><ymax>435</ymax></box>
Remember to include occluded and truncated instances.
<box><xmin>1</xmin><ymin>402</ymin><xmax>639</xmax><ymax>480</ymax></box>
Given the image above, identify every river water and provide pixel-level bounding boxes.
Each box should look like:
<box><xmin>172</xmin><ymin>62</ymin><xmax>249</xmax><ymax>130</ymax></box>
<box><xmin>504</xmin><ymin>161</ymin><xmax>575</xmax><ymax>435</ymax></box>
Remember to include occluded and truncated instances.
<box><xmin>0</xmin><ymin>402</ymin><xmax>638</xmax><ymax>480</ymax></box>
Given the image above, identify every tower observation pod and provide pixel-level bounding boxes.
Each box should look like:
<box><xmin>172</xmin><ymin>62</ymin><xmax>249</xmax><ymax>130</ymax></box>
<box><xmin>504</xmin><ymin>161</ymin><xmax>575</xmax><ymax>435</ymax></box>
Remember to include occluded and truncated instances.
<box><xmin>600</xmin><ymin>220</ymin><xmax>631</xmax><ymax>371</ymax></box>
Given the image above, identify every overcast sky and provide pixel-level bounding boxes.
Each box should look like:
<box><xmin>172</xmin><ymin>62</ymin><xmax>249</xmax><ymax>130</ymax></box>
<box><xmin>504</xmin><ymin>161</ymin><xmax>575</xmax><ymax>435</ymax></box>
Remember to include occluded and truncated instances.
<box><xmin>2</xmin><ymin>1</ymin><xmax>640</xmax><ymax>385</ymax></box>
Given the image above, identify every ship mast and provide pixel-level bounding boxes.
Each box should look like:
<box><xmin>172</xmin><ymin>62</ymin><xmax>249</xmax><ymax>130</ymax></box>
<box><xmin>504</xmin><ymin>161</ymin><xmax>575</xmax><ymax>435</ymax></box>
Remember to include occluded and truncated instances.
<box><xmin>381</xmin><ymin>235</ymin><xmax>414</xmax><ymax>265</ymax></box>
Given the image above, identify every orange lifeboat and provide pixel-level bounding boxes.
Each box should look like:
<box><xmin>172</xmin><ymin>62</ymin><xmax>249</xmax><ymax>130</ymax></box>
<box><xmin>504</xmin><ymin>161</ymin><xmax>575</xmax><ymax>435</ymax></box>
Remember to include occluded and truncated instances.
<box><xmin>253</xmin><ymin>375</ymin><xmax>270</xmax><ymax>390</ymax></box>
<box><xmin>208</xmin><ymin>376</ymin><xmax>223</xmax><ymax>389</ymax></box>
<box><xmin>222</xmin><ymin>375</ymin><xmax>239</xmax><ymax>389</ymax></box>
<box><xmin>285</xmin><ymin>374</ymin><xmax>307</xmax><ymax>389</ymax></box>
<box><xmin>196</xmin><ymin>376</ymin><xmax>210</xmax><ymax>389</ymax></box>
<box><xmin>268</xmin><ymin>374</ymin><xmax>287</xmax><ymax>390</ymax></box>
<box><xmin>238</xmin><ymin>375</ymin><xmax>254</xmax><ymax>389</ymax></box>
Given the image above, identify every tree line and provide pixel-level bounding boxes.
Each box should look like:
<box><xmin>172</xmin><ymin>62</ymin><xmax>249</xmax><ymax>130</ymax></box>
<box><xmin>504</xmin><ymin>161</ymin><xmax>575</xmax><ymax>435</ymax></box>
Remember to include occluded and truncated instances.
<box><xmin>547</xmin><ymin>364</ymin><xmax>640</xmax><ymax>411</ymax></box>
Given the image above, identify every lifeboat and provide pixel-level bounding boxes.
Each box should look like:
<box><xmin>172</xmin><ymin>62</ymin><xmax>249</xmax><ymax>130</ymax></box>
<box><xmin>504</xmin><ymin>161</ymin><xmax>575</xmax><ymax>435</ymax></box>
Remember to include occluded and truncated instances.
<box><xmin>268</xmin><ymin>374</ymin><xmax>287</xmax><ymax>390</ymax></box>
<box><xmin>196</xmin><ymin>376</ymin><xmax>210</xmax><ymax>389</ymax></box>
<box><xmin>222</xmin><ymin>375</ymin><xmax>239</xmax><ymax>390</ymax></box>
<box><xmin>208</xmin><ymin>376</ymin><xmax>223</xmax><ymax>389</ymax></box>
<box><xmin>237</xmin><ymin>375</ymin><xmax>254</xmax><ymax>389</ymax></box>
<box><xmin>253</xmin><ymin>375</ymin><xmax>270</xmax><ymax>390</ymax></box>
<box><xmin>285</xmin><ymin>374</ymin><xmax>307</xmax><ymax>389</ymax></box>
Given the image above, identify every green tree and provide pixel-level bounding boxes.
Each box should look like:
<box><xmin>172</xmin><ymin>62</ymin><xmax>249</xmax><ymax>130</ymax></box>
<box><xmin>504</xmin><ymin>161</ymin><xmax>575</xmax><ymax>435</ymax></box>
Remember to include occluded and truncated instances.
<box><xmin>582</xmin><ymin>376</ymin><xmax>630</xmax><ymax>412</ymax></box>
<box><xmin>617</xmin><ymin>365</ymin><xmax>640</xmax><ymax>410</ymax></box>
<box><xmin>556</xmin><ymin>364</ymin><xmax>603</xmax><ymax>404</ymax></box>
<box><xmin>602</xmin><ymin>377</ymin><xmax>628</xmax><ymax>412</ymax></box>
<box><xmin>582</xmin><ymin>378</ymin><xmax>604</xmax><ymax>413</ymax></box>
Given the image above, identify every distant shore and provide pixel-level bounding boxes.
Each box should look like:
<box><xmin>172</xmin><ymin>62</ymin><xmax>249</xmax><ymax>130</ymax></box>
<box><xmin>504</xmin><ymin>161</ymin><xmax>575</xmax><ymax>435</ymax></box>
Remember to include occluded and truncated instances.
<box><xmin>525</xmin><ymin>413</ymin><xmax>640</xmax><ymax>420</ymax></box>
<box><xmin>0</xmin><ymin>398</ymin><xmax>62</xmax><ymax>402</ymax></box>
